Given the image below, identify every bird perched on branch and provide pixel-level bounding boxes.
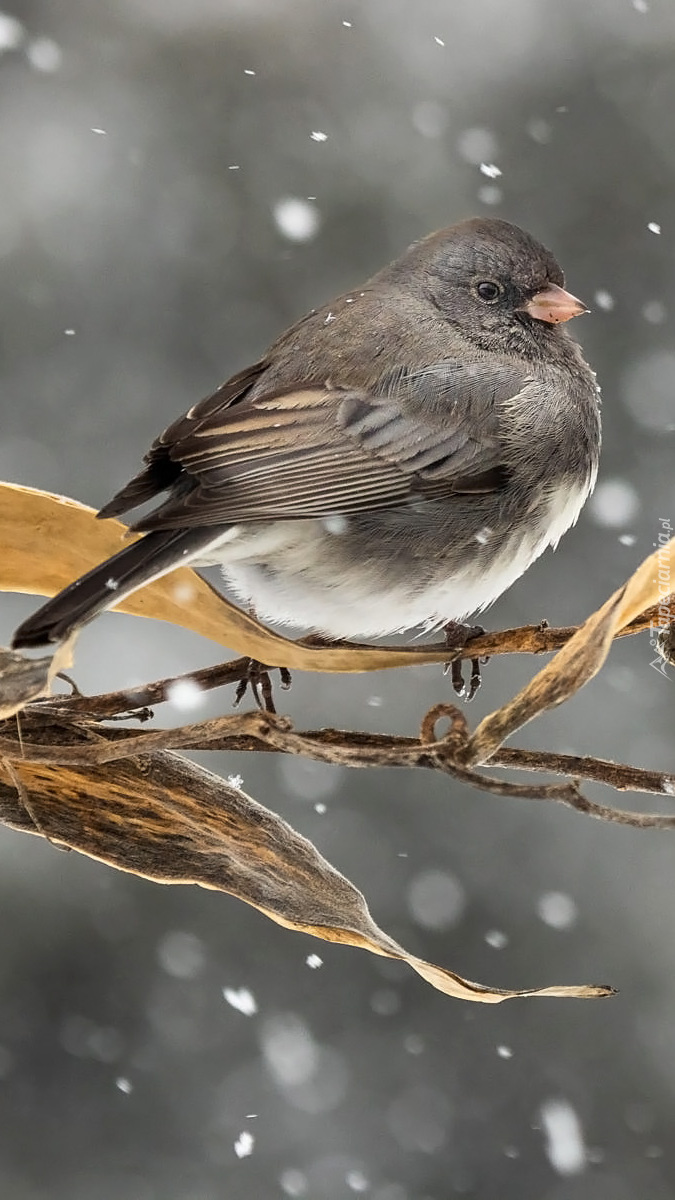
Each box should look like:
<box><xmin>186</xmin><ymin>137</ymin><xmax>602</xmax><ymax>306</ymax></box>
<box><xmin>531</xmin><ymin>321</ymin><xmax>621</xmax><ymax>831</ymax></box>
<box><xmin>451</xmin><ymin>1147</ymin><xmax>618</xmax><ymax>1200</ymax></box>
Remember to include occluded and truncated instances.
<box><xmin>12</xmin><ymin>217</ymin><xmax>600</xmax><ymax>695</ymax></box>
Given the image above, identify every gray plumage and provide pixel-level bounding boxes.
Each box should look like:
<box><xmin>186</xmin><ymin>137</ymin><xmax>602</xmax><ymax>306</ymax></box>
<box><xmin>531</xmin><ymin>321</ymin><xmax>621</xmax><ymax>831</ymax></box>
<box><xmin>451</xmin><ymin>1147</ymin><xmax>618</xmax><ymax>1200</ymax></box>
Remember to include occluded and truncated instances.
<box><xmin>12</xmin><ymin>218</ymin><xmax>601</xmax><ymax>649</ymax></box>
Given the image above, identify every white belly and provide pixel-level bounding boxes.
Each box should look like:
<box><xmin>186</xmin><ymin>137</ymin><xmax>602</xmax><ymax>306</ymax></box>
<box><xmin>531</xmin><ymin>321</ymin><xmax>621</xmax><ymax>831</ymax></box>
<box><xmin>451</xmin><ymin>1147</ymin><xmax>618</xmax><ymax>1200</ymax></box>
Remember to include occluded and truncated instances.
<box><xmin>206</xmin><ymin>479</ymin><xmax>592</xmax><ymax>640</ymax></box>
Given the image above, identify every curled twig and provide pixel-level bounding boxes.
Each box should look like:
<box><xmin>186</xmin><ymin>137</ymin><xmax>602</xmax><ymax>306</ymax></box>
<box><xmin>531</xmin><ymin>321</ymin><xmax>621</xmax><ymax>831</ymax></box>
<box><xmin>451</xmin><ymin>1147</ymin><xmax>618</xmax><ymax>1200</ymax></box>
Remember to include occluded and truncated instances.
<box><xmin>1</xmin><ymin>696</ymin><xmax>674</xmax><ymax>829</ymax></box>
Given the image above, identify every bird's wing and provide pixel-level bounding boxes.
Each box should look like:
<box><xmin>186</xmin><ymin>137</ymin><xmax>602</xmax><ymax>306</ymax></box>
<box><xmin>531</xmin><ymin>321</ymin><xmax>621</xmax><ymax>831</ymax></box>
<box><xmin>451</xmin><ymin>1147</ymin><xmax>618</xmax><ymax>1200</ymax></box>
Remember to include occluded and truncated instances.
<box><xmin>101</xmin><ymin>359</ymin><xmax>534</xmax><ymax>530</ymax></box>
<box><xmin>97</xmin><ymin>361</ymin><xmax>268</xmax><ymax>518</ymax></box>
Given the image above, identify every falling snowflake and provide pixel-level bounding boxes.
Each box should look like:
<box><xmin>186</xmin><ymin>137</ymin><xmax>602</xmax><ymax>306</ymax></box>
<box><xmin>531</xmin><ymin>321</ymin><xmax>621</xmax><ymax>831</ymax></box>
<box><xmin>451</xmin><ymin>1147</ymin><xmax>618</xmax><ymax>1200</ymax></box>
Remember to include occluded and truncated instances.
<box><xmin>0</xmin><ymin>13</ymin><xmax>23</xmax><ymax>51</ymax></box>
<box><xmin>588</xmin><ymin>479</ymin><xmax>640</xmax><ymax>527</ymax></box>
<box><xmin>27</xmin><ymin>37</ymin><xmax>62</xmax><ymax>72</ymax></box>
<box><xmin>485</xmin><ymin>929</ymin><xmax>508</xmax><ymax>949</ymax></box>
<box><xmin>273</xmin><ymin>197</ymin><xmax>321</xmax><ymax>243</ymax></box>
<box><xmin>223</xmin><ymin>987</ymin><xmax>258</xmax><ymax>1016</ymax></box>
<box><xmin>593</xmin><ymin>289</ymin><xmax>615</xmax><ymax>311</ymax></box>
<box><xmin>537</xmin><ymin>891</ymin><xmax>578</xmax><ymax>930</ymax></box>
<box><xmin>167</xmin><ymin>679</ymin><xmax>204</xmax><ymax>711</ymax></box>
<box><xmin>234</xmin><ymin>1130</ymin><xmax>255</xmax><ymax>1159</ymax></box>
<box><xmin>540</xmin><ymin>1099</ymin><xmax>586</xmax><ymax>1175</ymax></box>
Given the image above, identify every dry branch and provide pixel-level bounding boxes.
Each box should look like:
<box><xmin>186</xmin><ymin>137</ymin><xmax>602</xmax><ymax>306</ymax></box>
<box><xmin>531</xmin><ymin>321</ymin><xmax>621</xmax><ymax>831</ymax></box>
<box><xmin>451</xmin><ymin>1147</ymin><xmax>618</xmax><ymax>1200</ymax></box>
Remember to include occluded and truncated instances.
<box><xmin>0</xmin><ymin>481</ymin><xmax>673</xmax><ymax>1002</ymax></box>
<box><xmin>0</xmin><ymin>726</ymin><xmax>611</xmax><ymax>1004</ymax></box>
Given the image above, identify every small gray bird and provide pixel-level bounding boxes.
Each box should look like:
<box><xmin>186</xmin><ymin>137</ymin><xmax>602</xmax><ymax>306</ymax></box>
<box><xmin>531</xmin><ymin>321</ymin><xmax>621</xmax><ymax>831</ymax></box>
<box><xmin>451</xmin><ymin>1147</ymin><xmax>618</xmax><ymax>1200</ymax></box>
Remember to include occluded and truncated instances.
<box><xmin>12</xmin><ymin>218</ymin><xmax>600</xmax><ymax>657</ymax></box>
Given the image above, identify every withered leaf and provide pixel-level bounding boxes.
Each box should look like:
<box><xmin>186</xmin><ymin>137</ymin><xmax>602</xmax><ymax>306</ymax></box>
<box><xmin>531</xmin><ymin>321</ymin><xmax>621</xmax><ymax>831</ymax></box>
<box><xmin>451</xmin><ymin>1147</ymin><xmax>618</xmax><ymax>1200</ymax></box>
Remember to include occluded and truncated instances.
<box><xmin>0</xmin><ymin>749</ymin><xmax>611</xmax><ymax>1003</ymax></box>
<box><xmin>0</xmin><ymin>639</ymin><xmax>76</xmax><ymax>720</ymax></box>
<box><xmin>0</xmin><ymin>481</ymin><xmax>449</xmax><ymax>674</ymax></box>
<box><xmin>466</xmin><ymin>537</ymin><xmax>674</xmax><ymax>766</ymax></box>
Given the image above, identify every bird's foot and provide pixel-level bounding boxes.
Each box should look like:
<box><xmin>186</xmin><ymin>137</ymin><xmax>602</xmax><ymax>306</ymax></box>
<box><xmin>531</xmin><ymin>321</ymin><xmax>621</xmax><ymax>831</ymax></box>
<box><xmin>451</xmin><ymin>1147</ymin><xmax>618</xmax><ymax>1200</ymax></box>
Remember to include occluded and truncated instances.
<box><xmin>442</xmin><ymin>621</ymin><xmax>489</xmax><ymax>701</ymax></box>
<box><xmin>233</xmin><ymin>660</ymin><xmax>292</xmax><ymax>714</ymax></box>
<box><xmin>231</xmin><ymin>634</ymin><xmax>346</xmax><ymax>713</ymax></box>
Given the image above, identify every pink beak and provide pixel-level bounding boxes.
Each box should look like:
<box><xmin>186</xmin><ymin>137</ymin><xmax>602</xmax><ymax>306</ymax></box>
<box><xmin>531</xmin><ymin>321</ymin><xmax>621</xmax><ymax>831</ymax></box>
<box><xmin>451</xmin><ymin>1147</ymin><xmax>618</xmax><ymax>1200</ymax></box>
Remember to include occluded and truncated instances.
<box><xmin>520</xmin><ymin>284</ymin><xmax>589</xmax><ymax>325</ymax></box>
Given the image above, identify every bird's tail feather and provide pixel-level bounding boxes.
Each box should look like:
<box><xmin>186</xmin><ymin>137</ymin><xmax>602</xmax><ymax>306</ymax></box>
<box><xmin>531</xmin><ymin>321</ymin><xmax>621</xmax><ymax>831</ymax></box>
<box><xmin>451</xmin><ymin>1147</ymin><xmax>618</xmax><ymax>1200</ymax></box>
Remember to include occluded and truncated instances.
<box><xmin>11</xmin><ymin>527</ymin><xmax>225</xmax><ymax>649</ymax></box>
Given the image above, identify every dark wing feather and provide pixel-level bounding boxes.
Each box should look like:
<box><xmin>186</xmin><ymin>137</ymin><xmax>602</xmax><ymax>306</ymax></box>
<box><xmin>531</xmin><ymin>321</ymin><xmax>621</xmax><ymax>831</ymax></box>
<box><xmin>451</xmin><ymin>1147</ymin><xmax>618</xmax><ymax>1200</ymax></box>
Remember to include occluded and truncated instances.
<box><xmin>340</xmin><ymin>361</ymin><xmax>527</xmax><ymax>484</ymax></box>
<box><xmin>97</xmin><ymin>361</ymin><xmax>267</xmax><ymax>519</ymax></box>
<box><xmin>106</xmin><ymin>359</ymin><xmax>533</xmax><ymax>531</ymax></box>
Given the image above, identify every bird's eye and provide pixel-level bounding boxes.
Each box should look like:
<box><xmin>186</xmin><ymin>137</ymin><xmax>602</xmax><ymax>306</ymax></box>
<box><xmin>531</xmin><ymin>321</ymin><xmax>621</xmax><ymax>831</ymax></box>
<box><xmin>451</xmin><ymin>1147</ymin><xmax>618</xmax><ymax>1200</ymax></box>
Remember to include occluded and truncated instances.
<box><xmin>475</xmin><ymin>280</ymin><xmax>502</xmax><ymax>303</ymax></box>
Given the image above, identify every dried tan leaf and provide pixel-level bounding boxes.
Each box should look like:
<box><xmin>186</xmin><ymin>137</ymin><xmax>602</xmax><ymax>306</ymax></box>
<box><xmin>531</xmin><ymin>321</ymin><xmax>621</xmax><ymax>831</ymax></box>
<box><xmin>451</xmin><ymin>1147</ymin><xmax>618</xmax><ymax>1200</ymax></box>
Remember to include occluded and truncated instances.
<box><xmin>467</xmin><ymin>537</ymin><xmax>675</xmax><ymax>766</ymax></box>
<box><xmin>0</xmin><ymin>638</ymin><xmax>75</xmax><ymax>719</ymax></box>
<box><xmin>0</xmin><ymin>482</ymin><xmax>449</xmax><ymax>673</ymax></box>
<box><xmin>0</xmin><ymin>747</ymin><xmax>612</xmax><ymax>1003</ymax></box>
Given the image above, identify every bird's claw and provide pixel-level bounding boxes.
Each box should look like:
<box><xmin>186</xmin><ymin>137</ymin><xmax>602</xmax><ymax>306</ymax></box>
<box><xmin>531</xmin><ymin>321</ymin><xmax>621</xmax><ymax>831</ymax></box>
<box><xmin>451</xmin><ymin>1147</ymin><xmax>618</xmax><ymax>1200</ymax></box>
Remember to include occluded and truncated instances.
<box><xmin>233</xmin><ymin>661</ymin><xmax>292</xmax><ymax>713</ymax></box>
<box><xmin>442</xmin><ymin>622</ymin><xmax>488</xmax><ymax>701</ymax></box>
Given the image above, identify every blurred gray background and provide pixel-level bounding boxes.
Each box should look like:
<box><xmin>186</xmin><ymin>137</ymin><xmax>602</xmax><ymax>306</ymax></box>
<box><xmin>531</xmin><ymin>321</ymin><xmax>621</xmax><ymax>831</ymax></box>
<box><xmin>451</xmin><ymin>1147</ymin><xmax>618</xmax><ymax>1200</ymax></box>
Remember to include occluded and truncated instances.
<box><xmin>0</xmin><ymin>0</ymin><xmax>674</xmax><ymax>1196</ymax></box>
